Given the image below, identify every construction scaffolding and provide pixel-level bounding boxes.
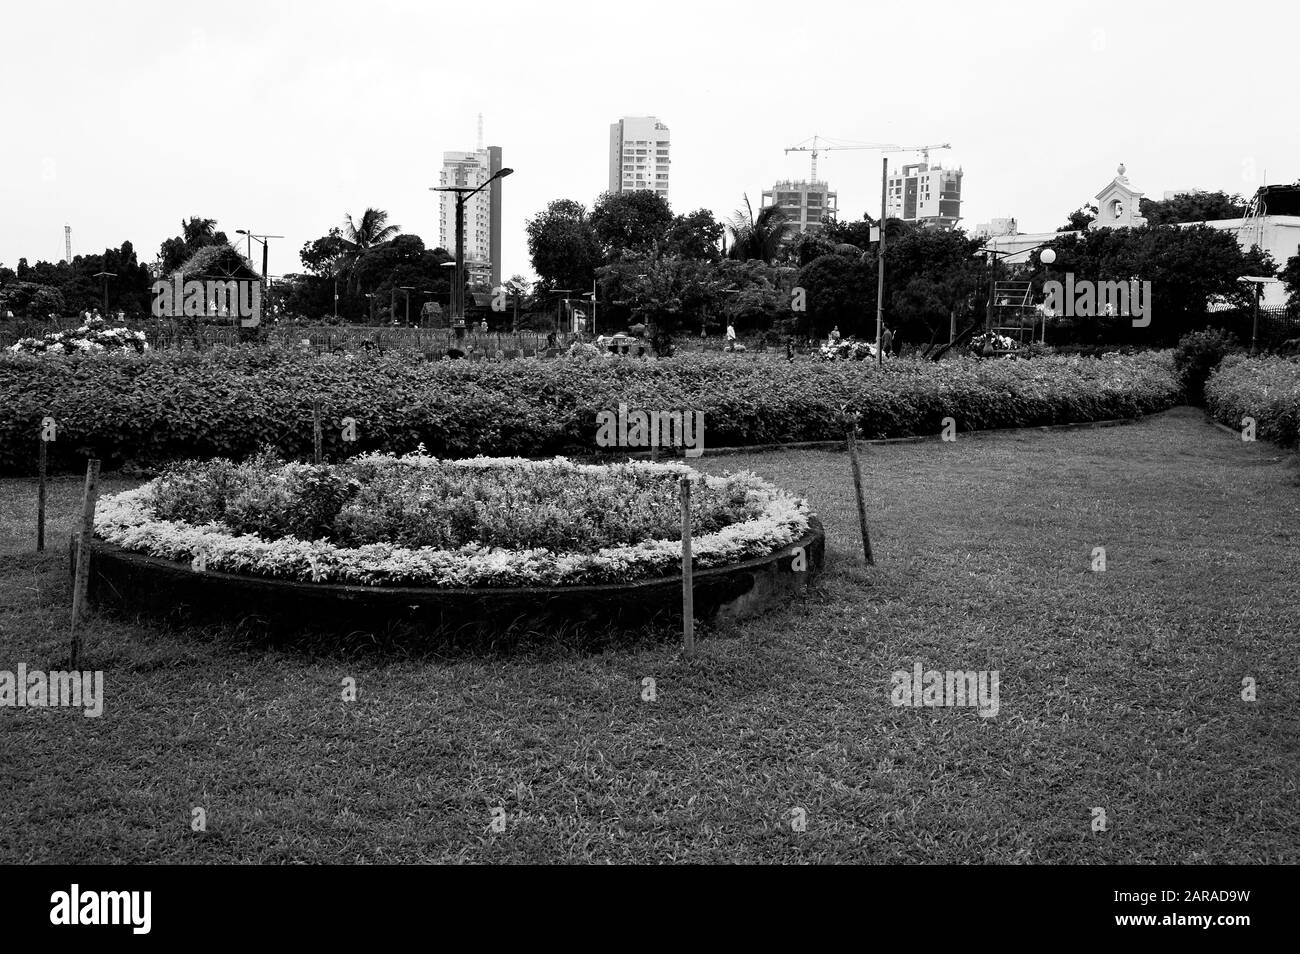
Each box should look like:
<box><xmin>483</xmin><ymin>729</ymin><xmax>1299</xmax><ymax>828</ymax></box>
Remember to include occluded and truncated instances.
<box><xmin>990</xmin><ymin>280</ymin><xmax>1042</xmax><ymax>344</ymax></box>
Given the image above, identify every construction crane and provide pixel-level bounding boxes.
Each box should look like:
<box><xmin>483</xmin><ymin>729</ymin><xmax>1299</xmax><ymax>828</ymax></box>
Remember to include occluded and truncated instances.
<box><xmin>784</xmin><ymin>136</ymin><xmax>952</xmax><ymax>180</ymax></box>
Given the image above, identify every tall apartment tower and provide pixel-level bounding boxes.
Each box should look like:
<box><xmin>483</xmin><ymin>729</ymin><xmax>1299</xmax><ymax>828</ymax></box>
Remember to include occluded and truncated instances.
<box><xmin>761</xmin><ymin>180</ymin><xmax>838</xmax><ymax>234</ymax></box>
<box><xmin>608</xmin><ymin>116</ymin><xmax>670</xmax><ymax>198</ymax></box>
<box><xmin>885</xmin><ymin>162</ymin><xmax>963</xmax><ymax>229</ymax></box>
<box><xmin>438</xmin><ymin>145</ymin><xmax>503</xmax><ymax>289</ymax></box>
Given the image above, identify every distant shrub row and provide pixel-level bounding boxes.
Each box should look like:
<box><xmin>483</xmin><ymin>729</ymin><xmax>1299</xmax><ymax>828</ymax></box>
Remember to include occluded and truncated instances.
<box><xmin>1206</xmin><ymin>354</ymin><xmax>1300</xmax><ymax>446</ymax></box>
<box><xmin>0</xmin><ymin>348</ymin><xmax>1184</xmax><ymax>474</ymax></box>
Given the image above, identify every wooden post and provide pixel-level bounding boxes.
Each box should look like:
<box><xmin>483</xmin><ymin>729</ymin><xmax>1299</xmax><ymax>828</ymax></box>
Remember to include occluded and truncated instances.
<box><xmin>70</xmin><ymin>458</ymin><xmax>101</xmax><ymax>669</ymax></box>
<box><xmin>37</xmin><ymin>431</ymin><xmax>49</xmax><ymax>552</ymax></box>
<box><xmin>312</xmin><ymin>400</ymin><xmax>323</xmax><ymax>465</ymax></box>
<box><xmin>680</xmin><ymin>475</ymin><xmax>695</xmax><ymax>657</ymax></box>
<box><xmin>844</xmin><ymin>414</ymin><xmax>875</xmax><ymax>565</ymax></box>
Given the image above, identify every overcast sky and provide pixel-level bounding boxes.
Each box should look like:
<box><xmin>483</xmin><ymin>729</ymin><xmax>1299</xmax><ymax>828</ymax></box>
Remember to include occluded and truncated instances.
<box><xmin>2</xmin><ymin>0</ymin><xmax>1296</xmax><ymax>283</ymax></box>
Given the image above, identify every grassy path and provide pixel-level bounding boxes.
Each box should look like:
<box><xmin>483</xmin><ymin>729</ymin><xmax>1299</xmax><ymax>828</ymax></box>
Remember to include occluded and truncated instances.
<box><xmin>1</xmin><ymin>407</ymin><xmax>1296</xmax><ymax>863</ymax></box>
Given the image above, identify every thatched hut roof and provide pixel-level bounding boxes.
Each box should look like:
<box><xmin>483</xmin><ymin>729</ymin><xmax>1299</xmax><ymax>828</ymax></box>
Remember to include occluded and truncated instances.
<box><xmin>171</xmin><ymin>243</ymin><xmax>261</xmax><ymax>280</ymax></box>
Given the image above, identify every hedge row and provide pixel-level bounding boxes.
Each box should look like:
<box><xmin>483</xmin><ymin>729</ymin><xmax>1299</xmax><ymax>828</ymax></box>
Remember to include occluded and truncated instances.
<box><xmin>1206</xmin><ymin>354</ymin><xmax>1300</xmax><ymax>446</ymax></box>
<box><xmin>0</xmin><ymin>349</ymin><xmax>1184</xmax><ymax>474</ymax></box>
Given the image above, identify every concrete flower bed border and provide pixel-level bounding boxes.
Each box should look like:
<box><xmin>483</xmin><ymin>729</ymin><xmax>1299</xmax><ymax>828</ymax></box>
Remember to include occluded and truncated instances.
<box><xmin>71</xmin><ymin>518</ymin><xmax>824</xmax><ymax>639</ymax></box>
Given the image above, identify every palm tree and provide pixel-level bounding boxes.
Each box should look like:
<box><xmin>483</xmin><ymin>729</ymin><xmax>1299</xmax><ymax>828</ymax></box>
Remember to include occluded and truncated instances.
<box><xmin>338</xmin><ymin>208</ymin><xmax>400</xmax><ymax>293</ymax></box>
<box><xmin>727</xmin><ymin>195</ymin><xmax>794</xmax><ymax>264</ymax></box>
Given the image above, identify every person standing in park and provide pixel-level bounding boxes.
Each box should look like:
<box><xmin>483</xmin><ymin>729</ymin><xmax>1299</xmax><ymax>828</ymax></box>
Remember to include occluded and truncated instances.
<box><xmin>829</xmin><ymin>325</ymin><xmax>841</xmax><ymax>344</ymax></box>
<box><xmin>725</xmin><ymin>321</ymin><xmax>736</xmax><ymax>352</ymax></box>
<box><xmin>881</xmin><ymin>325</ymin><xmax>893</xmax><ymax>357</ymax></box>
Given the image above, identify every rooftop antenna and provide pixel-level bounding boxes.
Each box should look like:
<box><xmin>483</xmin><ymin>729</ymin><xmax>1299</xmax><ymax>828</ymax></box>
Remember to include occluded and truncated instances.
<box><xmin>65</xmin><ymin>225</ymin><xmax>72</xmax><ymax>264</ymax></box>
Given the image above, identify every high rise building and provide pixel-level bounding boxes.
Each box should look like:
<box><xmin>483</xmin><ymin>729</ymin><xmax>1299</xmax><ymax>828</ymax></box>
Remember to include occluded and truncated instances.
<box><xmin>438</xmin><ymin>145</ymin><xmax>503</xmax><ymax>289</ymax></box>
<box><xmin>608</xmin><ymin>116</ymin><xmax>670</xmax><ymax>198</ymax></box>
<box><xmin>886</xmin><ymin>162</ymin><xmax>963</xmax><ymax>229</ymax></box>
<box><xmin>760</xmin><ymin>180</ymin><xmax>838</xmax><ymax>234</ymax></box>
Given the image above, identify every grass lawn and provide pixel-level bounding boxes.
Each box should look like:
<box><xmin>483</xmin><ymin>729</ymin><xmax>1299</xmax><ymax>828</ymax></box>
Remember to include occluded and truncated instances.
<box><xmin>1</xmin><ymin>406</ymin><xmax>1297</xmax><ymax>863</ymax></box>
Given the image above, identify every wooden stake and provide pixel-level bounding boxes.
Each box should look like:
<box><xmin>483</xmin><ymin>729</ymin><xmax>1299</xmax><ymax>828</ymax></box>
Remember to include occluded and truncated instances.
<box><xmin>312</xmin><ymin>400</ymin><xmax>323</xmax><ymax>464</ymax></box>
<box><xmin>680</xmin><ymin>475</ymin><xmax>695</xmax><ymax>656</ymax></box>
<box><xmin>70</xmin><ymin>458</ymin><xmax>101</xmax><ymax>669</ymax></box>
<box><xmin>844</xmin><ymin>414</ymin><xmax>875</xmax><ymax>565</ymax></box>
<box><xmin>37</xmin><ymin>435</ymin><xmax>48</xmax><ymax>553</ymax></box>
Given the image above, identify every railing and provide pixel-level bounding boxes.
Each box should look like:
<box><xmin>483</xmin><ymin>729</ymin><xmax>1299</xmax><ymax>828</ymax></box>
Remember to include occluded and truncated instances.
<box><xmin>0</xmin><ymin>319</ymin><xmax>577</xmax><ymax>353</ymax></box>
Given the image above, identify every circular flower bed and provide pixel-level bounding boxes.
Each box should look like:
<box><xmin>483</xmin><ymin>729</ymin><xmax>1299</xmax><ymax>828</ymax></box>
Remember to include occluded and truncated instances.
<box><xmin>94</xmin><ymin>451</ymin><xmax>813</xmax><ymax>589</ymax></box>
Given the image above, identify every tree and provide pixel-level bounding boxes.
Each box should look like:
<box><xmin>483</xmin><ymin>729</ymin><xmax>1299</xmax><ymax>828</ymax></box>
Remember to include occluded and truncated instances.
<box><xmin>823</xmin><ymin>217</ymin><xmax>877</xmax><ymax>250</ymax></box>
<box><xmin>716</xmin><ymin>260</ymin><xmax>785</xmax><ymax>335</ymax></box>
<box><xmin>1058</xmin><ymin>203</ymin><xmax>1097</xmax><ymax>232</ymax></box>
<box><xmin>0</xmin><ymin>282</ymin><xmax>66</xmax><ymax>318</ymax></box>
<box><xmin>337</xmin><ymin>209</ymin><xmax>400</xmax><ymax>294</ymax></box>
<box><xmin>1140</xmin><ymin>191</ymin><xmax>1249</xmax><ymax>226</ymax></box>
<box><xmin>1040</xmin><ymin>224</ymin><xmax>1275</xmax><ymax>343</ymax></box>
<box><xmin>526</xmin><ymin>199</ymin><xmax>602</xmax><ymax>294</ymax></box>
<box><xmin>662</xmin><ymin>209</ymin><xmax>724</xmax><ymax>262</ymax></box>
<box><xmin>883</xmin><ymin>227</ymin><xmax>985</xmax><ymax>349</ymax></box>
<box><xmin>794</xmin><ymin>253</ymin><xmax>876</xmax><ymax>339</ymax></box>
<box><xmin>299</xmin><ymin>228</ymin><xmax>349</xmax><ymax>276</ymax></box>
<box><xmin>590</xmin><ymin>190</ymin><xmax>675</xmax><ymax>260</ymax></box>
<box><xmin>159</xmin><ymin>217</ymin><xmax>230</xmax><ymax>273</ymax></box>
<box><xmin>790</xmin><ymin>232</ymin><xmax>839</xmax><ymax>268</ymax></box>
<box><xmin>1280</xmin><ymin>253</ymin><xmax>1300</xmax><ymax>315</ymax></box>
<box><xmin>727</xmin><ymin>195</ymin><xmax>795</xmax><ymax>264</ymax></box>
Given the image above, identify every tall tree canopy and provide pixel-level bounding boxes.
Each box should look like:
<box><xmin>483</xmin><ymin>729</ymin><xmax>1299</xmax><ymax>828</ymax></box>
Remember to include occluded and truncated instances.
<box><xmin>727</xmin><ymin>196</ymin><xmax>795</xmax><ymax>264</ymax></box>
<box><xmin>1140</xmin><ymin>191</ymin><xmax>1249</xmax><ymax>226</ymax></box>
<box><xmin>663</xmin><ymin>209</ymin><xmax>725</xmax><ymax>262</ymax></box>
<box><xmin>525</xmin><ymin>199</ymin><xmax>602</xmax><ymax>293</ymax></box>
<box><xmin>159</xmin><ymin>217</ymin><xmax>230</xmax><ymax>273</ymax></box>
<box><xmin>590</xmin><ymin>190</ymin><xmax>675</xmax><ymax>260</ymax></box>
<box><xmin>337</xmin><ymin>209</ymin><xmax>400</xmax><ymax>293</ymax></box>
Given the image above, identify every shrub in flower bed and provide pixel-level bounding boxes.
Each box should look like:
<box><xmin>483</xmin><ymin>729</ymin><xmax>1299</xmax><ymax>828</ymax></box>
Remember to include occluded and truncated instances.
<box><xmin>969</xmin><ymin>331</ymin><xmax>1018</xmax><ymax>355</ymax></box>
<box><xmin>8</xmin><ymin>316</ymin><xmax>149</xmax><ymax>356</ymax></box>
<box><xmin>95</xmin><ymin>453</ymin><xmax>810</xmax><ymax>588</ymax></box>
<box><xmin>0</xmin><ymin>346</ymin><xmax>1183</xmax><ymax>473</ymax></box>
<box><xmin>817</xmin><ymin>338</ymin><xmax>878</xmax><ymax>361</ymax></box>
<box><xmin>1205</xmin><ymin>354</ymin><xmax>1300</xmax><ymax>446</ymax></box>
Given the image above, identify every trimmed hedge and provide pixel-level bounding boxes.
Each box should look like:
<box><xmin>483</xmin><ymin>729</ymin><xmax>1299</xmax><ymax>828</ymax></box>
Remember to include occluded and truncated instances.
<box><xmin>1206</xmin><ymin>354</ymin><xmax>1300</xmax><ymax>446</ymax></box>
<box><xmin>0</xmin><ymin>348</ymin><xmax>1184</xmax><ymax>474</ymax></box>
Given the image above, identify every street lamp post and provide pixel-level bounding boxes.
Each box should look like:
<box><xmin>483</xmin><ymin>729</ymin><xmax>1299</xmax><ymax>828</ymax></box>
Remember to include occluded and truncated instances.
<box><xmin>236</xmin><ymin>231</ymin><xmax>283</xmax><ymax>329</ymax></box>
<box><xmin>399</xmin><ymin>286</ymin><xmax>416</xmax><ymax>327</ymax></box>
<box><xmin>431</xmin><ymin>168</ymin><xmax>514</xmax><ymax>333</ymax></box>
<box><xmin>550</xmin><ymin>289</ymin><xmax>574</xmax><ymax>337</ymax></box>
<box><xmin>1238</xmin><ymin>276</ymin><xmax>1281</xmax><ymax>355</ymax></box>
<box><xmin>92</xmin><ymin>271</ymin><xmax>116</xmax><ymax>316</ymax></box>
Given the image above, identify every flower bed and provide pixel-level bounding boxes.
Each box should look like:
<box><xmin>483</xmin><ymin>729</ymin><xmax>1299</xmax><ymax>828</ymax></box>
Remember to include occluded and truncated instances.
<box><xmin>0</xmin><ymin>347</ymin><xmax>1183</xmax><ymax>473</ymax></box>
<box><xmin>8</xmin><ymin>316</ymin><xmax>148</xmax><ymax>355</ymax></box>
<box><xmin>818</xmin><ymin>338</ymin><xmax>877</xmax><ymax>361</ymax></box>
<box><xmin>94</xmin><ymin>453</ymin><xmax>812</xmax><ymax>588</ymax></box>
<box><xmin>1206</xmin><ymin>354</ymin><xmax>1300</xmax><ymax>446</ymax></box>
<box><xmin>969</xmin><ymin>331</ymin><xmax>1018</xmax><ymax>355</ymax></box>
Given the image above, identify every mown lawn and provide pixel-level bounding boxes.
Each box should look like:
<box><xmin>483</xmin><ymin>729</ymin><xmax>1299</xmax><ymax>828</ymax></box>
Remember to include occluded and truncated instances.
<box><xmin>1</xmin><ymin>406</ymin><xmax>1297</xmax><ymax>863</ymax></box>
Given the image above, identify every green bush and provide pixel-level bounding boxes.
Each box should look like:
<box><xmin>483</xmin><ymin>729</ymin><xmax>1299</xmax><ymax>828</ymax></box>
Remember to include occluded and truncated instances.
<box><xmin>0</xmin><ymin>347</ymin><xmax>1184</xmax><ymax>474</ymax></box>
<box><xmin>1205</xmin><ymin>354</ymin><xmax>1300</xmax><ymax>446</ymax></box>
<box><xmin>147</xmin><ymin>455</ymin><xmax>764</xmax><ymax>552</ymax></box>
<box><xmin>1173</xmin><ymin>329</ymin><xmax>1238</xmax><ymax>405</ymax></box>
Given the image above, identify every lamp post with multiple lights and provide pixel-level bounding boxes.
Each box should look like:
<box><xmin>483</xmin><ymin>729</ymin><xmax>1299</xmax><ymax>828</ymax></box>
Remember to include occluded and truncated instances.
<box><xmin>431</xmin><ymin>167</ymin><xmax>513</xmax><ymax>337</ymax></box>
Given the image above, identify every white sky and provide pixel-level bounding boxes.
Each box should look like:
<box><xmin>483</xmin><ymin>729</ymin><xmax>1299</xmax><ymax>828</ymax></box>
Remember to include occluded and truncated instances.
<box><xmin>2</xmin><ymin>0</ymin><xmax>1296</xmax><ymax>282</ymax></box>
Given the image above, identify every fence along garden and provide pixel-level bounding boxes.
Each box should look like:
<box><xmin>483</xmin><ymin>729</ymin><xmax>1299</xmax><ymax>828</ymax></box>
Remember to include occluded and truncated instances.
<box><xmin>0</xmin><ymin>318</ymin><xmax>576</xmax><ymax>354</ymax></box>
